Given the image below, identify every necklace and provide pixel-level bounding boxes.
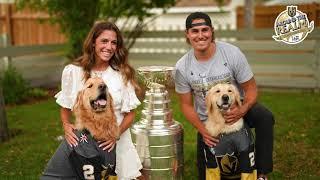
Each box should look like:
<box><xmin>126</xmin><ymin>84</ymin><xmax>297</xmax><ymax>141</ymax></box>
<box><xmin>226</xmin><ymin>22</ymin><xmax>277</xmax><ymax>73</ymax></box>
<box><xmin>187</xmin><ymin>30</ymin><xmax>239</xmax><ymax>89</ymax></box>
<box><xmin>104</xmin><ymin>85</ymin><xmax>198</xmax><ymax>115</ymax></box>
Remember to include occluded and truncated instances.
<box><xmin>91</xmin><ymin>65</ymin><xmax>109</xmax><ymax>78</ymax></box>
<box><xmin>92</xmin><ymin>70</ymin><xmax>103</xmax><ymax>78</ymax></box>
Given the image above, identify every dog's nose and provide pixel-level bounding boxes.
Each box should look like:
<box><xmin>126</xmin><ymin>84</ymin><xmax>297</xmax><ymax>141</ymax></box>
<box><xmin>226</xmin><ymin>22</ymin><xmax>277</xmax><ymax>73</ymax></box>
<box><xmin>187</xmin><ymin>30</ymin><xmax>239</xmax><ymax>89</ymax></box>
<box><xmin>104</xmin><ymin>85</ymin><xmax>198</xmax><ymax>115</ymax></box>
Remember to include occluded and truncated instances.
<box><xmin>222</xmin><ymin>94</ymin><xmax>229</xmax><ymax>102</ymax></box>
<box><xmin>98</xmin><ymin>84</ymin><xmax>106</xmax><ymax>91</ymax></box>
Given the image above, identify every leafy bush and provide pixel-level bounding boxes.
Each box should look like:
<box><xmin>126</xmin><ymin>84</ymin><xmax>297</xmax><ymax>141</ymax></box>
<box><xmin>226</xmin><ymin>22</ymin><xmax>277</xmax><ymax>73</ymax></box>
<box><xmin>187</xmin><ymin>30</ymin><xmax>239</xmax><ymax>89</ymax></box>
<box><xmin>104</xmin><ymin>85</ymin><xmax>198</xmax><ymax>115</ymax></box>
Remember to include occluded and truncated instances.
<box><xmin>0</xmin><ymin>66</ymin><xmax>50</xmax><ymax>104</ymax></box>
<box><xmin>0</xmin><ymin>65</ymin><xmax>29</xmax><ymax>104</ymax></box>
<box><xmin>27</xmin><ymin>88</ymin><xmax>49</xmax><ymax>99</ymax></box>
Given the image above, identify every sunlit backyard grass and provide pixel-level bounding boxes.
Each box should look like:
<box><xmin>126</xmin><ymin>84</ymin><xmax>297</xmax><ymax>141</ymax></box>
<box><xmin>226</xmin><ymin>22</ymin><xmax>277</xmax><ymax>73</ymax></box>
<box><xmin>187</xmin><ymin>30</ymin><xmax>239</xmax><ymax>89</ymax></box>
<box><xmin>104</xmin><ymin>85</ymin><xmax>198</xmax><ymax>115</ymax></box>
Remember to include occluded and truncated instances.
<box><xmin>0</xmin><ymin>90</ymin><xmax>319</xmax><ymax>179</ymax></box>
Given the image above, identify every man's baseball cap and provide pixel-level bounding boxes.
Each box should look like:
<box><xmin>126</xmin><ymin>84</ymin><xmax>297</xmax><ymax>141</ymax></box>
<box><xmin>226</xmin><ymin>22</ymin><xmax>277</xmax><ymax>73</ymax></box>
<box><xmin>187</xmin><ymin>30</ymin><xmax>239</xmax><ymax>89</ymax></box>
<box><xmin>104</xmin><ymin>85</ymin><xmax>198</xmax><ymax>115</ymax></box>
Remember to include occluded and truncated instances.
<box><xmin>186</xmin><ymin>12</ymin><xmax>212</xmax><ymax>30</ymax></box>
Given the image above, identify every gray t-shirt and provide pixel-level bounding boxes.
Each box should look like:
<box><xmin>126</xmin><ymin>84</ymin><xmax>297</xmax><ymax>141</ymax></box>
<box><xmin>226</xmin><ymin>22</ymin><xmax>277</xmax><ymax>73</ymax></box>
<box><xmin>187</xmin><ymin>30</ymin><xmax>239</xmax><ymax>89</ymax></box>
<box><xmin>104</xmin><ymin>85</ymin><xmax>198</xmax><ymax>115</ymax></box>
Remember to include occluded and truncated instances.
<box><xmin>174</xmin><ymin>41</ymin><xmax>253</xmax><ymax>121</ymax></box>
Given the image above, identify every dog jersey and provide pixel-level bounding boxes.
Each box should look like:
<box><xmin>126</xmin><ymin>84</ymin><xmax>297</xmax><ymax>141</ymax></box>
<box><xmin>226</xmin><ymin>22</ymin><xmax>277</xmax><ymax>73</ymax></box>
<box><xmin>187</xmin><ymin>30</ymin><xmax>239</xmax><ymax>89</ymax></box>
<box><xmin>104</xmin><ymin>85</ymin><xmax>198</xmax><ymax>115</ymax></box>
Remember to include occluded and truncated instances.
<box><xmin>41</xmin><ymin>130</ymin><xmax>116</xmax><ymax>180</ymax></box>
<box><xmin>204</xmin><ymin>125</ymin><xmax>256</xmax><ymax>179</ymax></box>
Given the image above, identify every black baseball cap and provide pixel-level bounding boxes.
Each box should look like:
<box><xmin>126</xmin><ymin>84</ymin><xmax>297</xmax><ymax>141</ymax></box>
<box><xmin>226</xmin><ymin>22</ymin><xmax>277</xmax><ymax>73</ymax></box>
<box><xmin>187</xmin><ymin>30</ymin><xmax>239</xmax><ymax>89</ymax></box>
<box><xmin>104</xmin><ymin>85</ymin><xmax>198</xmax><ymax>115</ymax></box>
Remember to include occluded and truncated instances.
<box><xmin>186</xmin><ymin>12</ymin><xmax>212</xmax><ymax>30</ymax></box>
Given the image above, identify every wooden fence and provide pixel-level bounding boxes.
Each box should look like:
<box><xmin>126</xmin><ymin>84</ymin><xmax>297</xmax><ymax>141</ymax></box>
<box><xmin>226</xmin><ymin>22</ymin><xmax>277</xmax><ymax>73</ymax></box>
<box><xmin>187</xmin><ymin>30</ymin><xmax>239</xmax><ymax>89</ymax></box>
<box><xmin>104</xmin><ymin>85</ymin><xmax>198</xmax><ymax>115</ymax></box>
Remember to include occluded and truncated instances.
<box><xmin>237</xmin><ymin>3</ymin><xmax>320</xmax><ymax>29</ymax></box>
<box><xmin>1</xmin><ymin>2</ymin><xmax>320</xmax><ymax>45</ymax></box>
<box><xmin>0</xmin><ymin>4</ymin><xmax>65</xmax><ymax>45</ymax></box>
<box><xmin>0</xmin><ymin>34</ymin><xmax>67</xmax><ymax>88</ymax></box>
<box><xmin>0</xmin><ymin>29</ymin><xmax>320</xmax><ymax>89</ymax></box>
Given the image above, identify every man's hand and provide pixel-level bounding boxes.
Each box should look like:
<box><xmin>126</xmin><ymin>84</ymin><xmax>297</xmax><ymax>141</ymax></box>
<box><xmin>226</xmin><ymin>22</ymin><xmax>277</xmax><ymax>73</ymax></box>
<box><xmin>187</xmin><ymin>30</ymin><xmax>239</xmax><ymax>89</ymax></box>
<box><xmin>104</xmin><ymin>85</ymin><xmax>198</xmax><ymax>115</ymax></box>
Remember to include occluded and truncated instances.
<box><xmin>200</xmin><ymin>129</ymin><xmax>219</xmax><ymax>147</ymax></box>
<box><xmin>223</xmin><ymin>105</ymin><xmax>247</xmax><ymax>125</ymax></box>
<box><xmin>177</xmin><ymin>92</ymin><xmax>219</xmax><ymax>147</ymax></box>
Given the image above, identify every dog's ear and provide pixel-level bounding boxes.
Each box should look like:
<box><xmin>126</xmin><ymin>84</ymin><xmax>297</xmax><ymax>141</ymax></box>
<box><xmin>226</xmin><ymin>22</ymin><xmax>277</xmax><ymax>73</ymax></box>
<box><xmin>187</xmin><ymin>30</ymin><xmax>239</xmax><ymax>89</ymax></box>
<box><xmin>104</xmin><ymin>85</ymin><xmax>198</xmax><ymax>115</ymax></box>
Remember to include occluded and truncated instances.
<box><xmin>234</xmin><ymin>86</ymin><xmax>242</xmax><ymax>107</ymax></box>
<box><xmin>205</xmin><ymin>90</ymin><xmax>215</xmax><ymax>115</ymax></box>
<box><xmin>108</xmin><ymin>93</ymin><xmax>116</xmax><ymax>118</ymax></box>
<box><xmin>73</xmin><ymin>90</ymin><xmax>84</xmax><ymax>111</ymax></box>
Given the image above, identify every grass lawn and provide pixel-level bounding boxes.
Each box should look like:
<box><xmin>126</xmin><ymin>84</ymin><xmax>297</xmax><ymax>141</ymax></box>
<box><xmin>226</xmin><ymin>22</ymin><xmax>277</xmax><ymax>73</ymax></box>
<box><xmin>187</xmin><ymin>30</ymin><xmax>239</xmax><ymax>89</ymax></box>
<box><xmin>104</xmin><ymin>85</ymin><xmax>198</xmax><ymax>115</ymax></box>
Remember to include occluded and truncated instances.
<box><xmin>0</xmin><ymin>90</ymin><xmax>319</xmax><ymax>179</ymax></box>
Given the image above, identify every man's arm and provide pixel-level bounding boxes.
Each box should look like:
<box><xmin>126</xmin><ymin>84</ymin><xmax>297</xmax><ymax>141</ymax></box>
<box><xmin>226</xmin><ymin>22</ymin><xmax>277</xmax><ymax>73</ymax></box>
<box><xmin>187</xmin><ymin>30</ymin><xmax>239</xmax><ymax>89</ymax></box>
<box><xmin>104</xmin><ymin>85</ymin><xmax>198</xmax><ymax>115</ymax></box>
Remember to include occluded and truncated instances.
<box><xmin>224</xmin><ymin>77</ymin><xmax>257</xmax><ymax>124</ymax></box>
<box><xmin>241</xmin><ymin>77</ymin><xmax>258</xmax><ymax>112</ymax></box>
<box><xmin>178</xmin><ymin>92</ymin><xmax>219</xmax><ymax>147</ymax></box>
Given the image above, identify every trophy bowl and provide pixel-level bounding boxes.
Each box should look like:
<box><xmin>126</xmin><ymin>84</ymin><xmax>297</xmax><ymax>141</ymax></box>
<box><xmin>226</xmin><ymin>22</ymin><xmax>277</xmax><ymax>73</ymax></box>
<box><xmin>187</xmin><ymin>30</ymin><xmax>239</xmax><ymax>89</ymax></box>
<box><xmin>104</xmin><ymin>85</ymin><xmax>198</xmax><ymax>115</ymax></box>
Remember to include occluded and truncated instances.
<box><xmin>136</xmin><ymin>66</ymin><xmax>175</xmax><ymax>90</ymax></box>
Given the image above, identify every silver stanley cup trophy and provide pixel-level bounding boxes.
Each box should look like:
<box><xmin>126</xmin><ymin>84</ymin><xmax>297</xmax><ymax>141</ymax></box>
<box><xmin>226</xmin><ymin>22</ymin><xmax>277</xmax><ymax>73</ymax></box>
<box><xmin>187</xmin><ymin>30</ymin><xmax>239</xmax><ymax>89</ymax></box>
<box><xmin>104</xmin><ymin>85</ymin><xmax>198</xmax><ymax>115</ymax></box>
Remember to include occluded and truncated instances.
<box><xmin>131</xmin><ymin>66</ymin><xmax>184</xmax><ymax>180</ymax></box>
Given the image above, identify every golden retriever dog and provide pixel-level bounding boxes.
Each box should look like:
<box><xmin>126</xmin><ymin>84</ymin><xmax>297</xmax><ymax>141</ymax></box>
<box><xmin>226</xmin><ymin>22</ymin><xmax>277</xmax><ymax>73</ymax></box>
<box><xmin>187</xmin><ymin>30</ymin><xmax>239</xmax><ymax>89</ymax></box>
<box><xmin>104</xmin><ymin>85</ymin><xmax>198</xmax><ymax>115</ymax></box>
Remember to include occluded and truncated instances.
<box><xmin>205</xmin><ymin>83</ymin><xmax>243</xmax><ymax>137</ymax></box>
<box><xmin>204</xmin><ymin>83</ymin><xmax>257</xmax><ymax>179</ymax></box>
<box><xmin>73</xmin><ymin>77</ymin><xmax>119</xmax><ymax>141</ymax></box>
<box><xmin>41</xmin><ymin>77</ymin><xmax>119</xmax><ymax>179</ymax></box>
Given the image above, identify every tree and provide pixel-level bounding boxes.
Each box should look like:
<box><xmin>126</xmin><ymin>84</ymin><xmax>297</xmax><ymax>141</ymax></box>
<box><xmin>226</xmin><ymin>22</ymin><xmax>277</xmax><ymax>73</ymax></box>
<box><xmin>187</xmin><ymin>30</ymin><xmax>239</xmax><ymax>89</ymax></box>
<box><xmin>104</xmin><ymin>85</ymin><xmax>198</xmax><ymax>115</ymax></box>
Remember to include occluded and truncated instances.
<box><xmin>0</xmin><ymin>85</ymin><xmax>9</xmax><ymax>143</ymax></box>
<box><xmin>16</xmin><ymin>0</ymin><xmax>176</xmax><ymax>59</ymax></box>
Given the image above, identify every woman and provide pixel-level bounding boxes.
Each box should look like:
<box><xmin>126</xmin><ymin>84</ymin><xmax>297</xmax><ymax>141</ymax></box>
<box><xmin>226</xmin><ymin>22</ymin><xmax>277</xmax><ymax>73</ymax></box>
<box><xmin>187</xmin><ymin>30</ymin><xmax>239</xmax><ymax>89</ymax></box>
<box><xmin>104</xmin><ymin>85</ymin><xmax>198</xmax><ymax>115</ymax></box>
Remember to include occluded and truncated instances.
<box><xmin>55</xmin><ymin>21</ymin><xmax>142</xmax><ymax>179</ymax></box>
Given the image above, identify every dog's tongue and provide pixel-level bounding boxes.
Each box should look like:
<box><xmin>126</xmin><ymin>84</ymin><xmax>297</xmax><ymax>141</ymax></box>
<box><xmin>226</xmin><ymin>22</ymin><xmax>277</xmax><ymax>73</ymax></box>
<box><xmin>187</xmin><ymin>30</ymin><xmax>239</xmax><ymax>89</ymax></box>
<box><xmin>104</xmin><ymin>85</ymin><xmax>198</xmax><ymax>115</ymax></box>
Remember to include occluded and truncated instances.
<box><xmin>96</xmin><ymin>99</ymin><xmax>106</xmax><ymax>106</ymax></box>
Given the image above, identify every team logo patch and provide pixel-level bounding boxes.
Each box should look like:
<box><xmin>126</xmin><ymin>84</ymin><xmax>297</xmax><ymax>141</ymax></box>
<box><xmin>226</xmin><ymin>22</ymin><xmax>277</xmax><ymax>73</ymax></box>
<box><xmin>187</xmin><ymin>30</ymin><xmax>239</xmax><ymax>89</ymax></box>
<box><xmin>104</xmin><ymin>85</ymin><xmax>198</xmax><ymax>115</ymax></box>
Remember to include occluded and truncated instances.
<box><xmin>80</xmin><ymin>133</ymin><xmax>88</xmax><ymax>143</ymax></box>
<box><xmin>272</xmin><ymin>5</ymin><xmax>314</xmax><ymax>44</ymax></box>
<box><xmin>216</xmin><ymin>153</ymin><xmax>239</xmax><ymax>176</ymax></box>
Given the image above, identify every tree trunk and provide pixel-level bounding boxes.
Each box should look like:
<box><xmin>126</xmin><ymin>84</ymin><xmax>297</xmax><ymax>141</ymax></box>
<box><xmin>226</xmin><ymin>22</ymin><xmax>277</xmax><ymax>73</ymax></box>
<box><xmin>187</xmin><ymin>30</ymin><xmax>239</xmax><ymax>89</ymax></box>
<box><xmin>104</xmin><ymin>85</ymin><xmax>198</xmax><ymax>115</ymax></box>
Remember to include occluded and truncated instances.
<box><xmin>0</xmin><ymin>86</ymin><xmax>9</xmax><ymax>142</ymax></box>
<box><xmin>244</xmin><ymin>0</ymin><xmax>254</xmax><ymax>29</ymax></box>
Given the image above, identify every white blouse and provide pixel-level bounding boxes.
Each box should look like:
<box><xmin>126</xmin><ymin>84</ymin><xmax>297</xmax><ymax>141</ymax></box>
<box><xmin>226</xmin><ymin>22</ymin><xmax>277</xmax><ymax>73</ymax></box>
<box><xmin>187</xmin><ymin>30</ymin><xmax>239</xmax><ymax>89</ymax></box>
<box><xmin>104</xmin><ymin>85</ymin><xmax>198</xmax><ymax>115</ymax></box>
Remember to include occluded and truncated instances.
<box><xmin>55</xmin><ymin>64</ymin><xmax>142</xmax><ymax>179</ymax></box>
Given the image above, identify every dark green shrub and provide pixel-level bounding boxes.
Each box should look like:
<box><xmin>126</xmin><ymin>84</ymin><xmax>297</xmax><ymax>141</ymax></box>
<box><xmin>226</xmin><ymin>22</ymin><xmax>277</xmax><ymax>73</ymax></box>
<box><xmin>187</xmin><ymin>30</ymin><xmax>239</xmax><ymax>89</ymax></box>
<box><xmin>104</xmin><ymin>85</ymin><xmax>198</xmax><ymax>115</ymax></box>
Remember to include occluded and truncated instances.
<box><xmin>0</xmin><ymin>65</ymin><xmax>29</xmax><ymax>104</ymax></box>
<box><xmin>27</xmin><ymin>87</ymin><xmax>49</xmax><ymax>99</ymax></box>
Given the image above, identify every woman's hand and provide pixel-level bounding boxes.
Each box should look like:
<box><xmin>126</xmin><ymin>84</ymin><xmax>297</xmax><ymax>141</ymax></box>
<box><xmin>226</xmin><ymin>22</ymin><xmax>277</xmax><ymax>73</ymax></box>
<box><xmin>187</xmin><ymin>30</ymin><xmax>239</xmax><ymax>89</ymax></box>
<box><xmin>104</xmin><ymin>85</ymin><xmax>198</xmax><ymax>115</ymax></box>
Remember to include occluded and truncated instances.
<box><xmin>63</xmin><ymin>122</ymin><xmax>79</xmax><ymax>147</ymax></box>
<box><xmin>98</xmin><ymin>139</ymin><xmax>117</xmax><ymax>152</ymax></box>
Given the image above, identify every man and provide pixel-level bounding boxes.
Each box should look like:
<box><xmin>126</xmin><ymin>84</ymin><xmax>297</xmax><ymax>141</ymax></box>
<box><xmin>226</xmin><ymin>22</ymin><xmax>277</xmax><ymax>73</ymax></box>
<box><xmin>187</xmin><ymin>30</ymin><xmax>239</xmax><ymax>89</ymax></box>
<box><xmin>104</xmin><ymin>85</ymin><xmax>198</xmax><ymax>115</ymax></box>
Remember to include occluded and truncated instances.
<box><xmin>174</xmin><ymin>12</ymin><xmax>274</xmax><ymax>180</ymax></box>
